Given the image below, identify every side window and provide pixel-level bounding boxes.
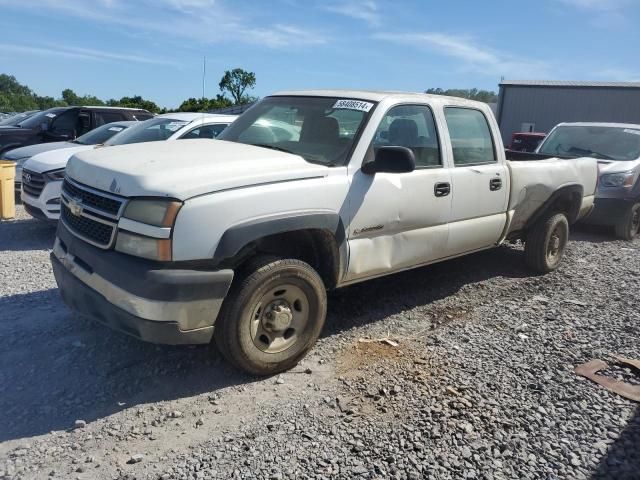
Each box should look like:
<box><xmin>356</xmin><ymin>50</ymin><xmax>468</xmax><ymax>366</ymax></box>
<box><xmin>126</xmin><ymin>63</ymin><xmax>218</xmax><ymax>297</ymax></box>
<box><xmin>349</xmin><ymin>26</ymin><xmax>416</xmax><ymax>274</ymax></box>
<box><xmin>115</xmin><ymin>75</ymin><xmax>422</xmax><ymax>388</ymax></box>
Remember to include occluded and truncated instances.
<box><xmin>372</xmin><ymin>104</ymin><xmax>441</xmax><ymax>168</ymax></box>
<box><xmin>444</xmin><ymin>108</ymin><xmax>496</xmax><ymax>165</ymax></box>
<box><xmin>96</xmin><ymin>112</ymin><xmax>125</xmax><ymax>126</ymax></box>
<box><xmin>179</xmin><ymin>124</ymin><xmax>228</xmax><ymax>140</ymax></box>
<box><xmin>50</xmin><ymin>110</ymin><xmax>78</xmax><ymax>133</ymax></box>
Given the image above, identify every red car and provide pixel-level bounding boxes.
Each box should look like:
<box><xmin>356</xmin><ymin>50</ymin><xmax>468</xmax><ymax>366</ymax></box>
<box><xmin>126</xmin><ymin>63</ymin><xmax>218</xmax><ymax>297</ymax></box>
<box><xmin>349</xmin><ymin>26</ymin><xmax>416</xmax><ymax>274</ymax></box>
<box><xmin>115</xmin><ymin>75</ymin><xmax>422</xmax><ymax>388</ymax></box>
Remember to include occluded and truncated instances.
<box><xmin>510</xmin><ymin>132</ymin><xmax>547</xmax><ymax>152</ymax></box>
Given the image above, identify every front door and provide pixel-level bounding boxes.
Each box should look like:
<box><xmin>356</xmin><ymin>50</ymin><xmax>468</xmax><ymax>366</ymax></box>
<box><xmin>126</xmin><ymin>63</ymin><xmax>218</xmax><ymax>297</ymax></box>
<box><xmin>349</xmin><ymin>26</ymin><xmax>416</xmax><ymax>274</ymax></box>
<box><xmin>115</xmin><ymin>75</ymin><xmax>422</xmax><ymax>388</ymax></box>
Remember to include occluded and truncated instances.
<box><xmin>443</xmin><ymin>107</ymin><xmax>509</xmax><ymax>256</ymax></box>
<box><xmin>344</xmin><ymin>104</ymin><xmax>452</xmax><ymax>282</ymax></box>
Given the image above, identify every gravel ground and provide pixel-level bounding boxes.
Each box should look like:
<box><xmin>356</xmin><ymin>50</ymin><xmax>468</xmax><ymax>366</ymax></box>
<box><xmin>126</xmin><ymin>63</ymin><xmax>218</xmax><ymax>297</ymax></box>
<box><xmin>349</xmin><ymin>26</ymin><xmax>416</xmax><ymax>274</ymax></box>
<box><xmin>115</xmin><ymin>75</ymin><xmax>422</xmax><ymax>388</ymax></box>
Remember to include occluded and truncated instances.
<box><xmin>1</xmin><ymin>204</ymin><xmax>639</xmax><ymax>480</ymax></box>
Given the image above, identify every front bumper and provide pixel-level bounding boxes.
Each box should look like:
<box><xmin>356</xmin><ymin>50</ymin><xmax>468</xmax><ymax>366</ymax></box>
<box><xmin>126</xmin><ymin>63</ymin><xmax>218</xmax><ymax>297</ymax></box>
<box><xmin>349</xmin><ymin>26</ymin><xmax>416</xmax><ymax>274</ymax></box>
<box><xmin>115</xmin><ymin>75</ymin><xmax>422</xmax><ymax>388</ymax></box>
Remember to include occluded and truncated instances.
<box><xmin>51</xmin><ymin>222</ymin><xmax>234</xmax><ymax>345</ymax></box>
<box><xmin>21</xmin><ymin>180</ymin><xmax>62</xmax><ymax>221</ymax></box>
<box><xmin>583</xmin><ymin>198</ymin><xmax>636</xmax><ymax>226</ymax></box>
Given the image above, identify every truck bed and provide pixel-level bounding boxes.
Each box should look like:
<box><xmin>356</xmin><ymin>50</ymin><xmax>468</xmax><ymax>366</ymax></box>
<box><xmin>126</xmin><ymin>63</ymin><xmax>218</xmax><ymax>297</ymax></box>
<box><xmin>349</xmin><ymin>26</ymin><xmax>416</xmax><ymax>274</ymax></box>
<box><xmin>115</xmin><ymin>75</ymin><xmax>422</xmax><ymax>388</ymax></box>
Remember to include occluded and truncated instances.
<box><xmin>506</xmin><ymin>156</ymin><xmax>598</xmax><ymax>236</ymax></box>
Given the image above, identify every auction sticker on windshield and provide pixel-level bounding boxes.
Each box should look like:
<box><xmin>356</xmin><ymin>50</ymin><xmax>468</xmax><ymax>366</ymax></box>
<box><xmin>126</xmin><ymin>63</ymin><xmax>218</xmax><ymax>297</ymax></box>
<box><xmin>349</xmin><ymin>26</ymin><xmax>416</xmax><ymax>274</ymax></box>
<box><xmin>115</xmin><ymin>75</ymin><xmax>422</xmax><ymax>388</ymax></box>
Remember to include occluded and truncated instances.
<box><xmin>624</xmin><ymin>129</ymin><xmax>640</xmax><ymax>136</ymax></box>
<box><xmin>45</xmin><ymin>113</ymin><xmax>57</xmax><ymax>118</ymax></box>
<box><xmin>108</xmin><ymin>127</ymin><xmax>124</xmax><ymax>132</ymax></box>
<box><xmin>333</xmin><ymin>99</ymin><xmax>374</xmax><ymax>112</ymax></box>
<box><xmin>165</xmin><ymin>121</ymin><xmax>189</xmax><ymax>132</ymax></box>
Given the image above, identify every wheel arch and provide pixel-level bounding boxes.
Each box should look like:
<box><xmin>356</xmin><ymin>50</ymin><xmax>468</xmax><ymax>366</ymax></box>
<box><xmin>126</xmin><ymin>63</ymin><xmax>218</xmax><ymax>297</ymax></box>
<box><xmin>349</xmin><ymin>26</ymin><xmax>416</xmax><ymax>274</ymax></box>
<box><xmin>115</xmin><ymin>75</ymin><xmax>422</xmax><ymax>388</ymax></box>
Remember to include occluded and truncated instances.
<box><xmin>524</xmin><ymin>184</ymin><xmax>584</xmax><ymax>230</ymax></box>
<box><xmin>213</xmin><ymin>212</ymin><xmax>347</xmax><ymax>289</ymax></box>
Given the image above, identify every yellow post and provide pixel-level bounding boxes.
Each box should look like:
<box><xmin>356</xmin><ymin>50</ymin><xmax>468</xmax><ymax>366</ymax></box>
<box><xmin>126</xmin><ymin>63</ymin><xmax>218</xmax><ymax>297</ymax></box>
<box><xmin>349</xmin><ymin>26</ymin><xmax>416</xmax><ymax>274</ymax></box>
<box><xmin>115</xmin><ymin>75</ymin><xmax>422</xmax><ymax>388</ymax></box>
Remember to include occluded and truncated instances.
<box><xmin>0</xmin><ymin>161</ymin><xmax>16</xmax><ymax>220</ymax></box>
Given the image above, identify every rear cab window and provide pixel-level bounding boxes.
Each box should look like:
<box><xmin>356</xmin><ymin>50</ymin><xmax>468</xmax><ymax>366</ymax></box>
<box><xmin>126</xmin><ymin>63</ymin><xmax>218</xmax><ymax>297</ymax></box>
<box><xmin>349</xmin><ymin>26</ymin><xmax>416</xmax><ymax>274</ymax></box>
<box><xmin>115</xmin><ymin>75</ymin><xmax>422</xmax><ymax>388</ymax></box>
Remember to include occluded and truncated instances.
<box><xmin>444</xmin><ymin>107</ymin><xmax>496</xmax><ymax>166</ymax></box>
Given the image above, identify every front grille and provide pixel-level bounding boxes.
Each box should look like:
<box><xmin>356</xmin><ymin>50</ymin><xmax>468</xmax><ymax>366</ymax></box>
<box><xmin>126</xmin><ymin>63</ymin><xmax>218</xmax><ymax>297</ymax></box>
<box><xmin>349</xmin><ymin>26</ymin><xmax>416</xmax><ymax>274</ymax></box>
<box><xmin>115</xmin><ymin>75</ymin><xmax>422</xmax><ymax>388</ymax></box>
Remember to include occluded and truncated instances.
<box><xmin>59</xmin><ymin>178</ymin><xmax>125</xmax><ymax>248</ymax></box>
<box><xmin>22</xmin><ymin>169</ymin><xmax>46</xmax><ymax>198</ymax></box>
<box><xmin>61</xmin><ymin>204</ymin><xmax>115</xmax><ymax>247</ymax></box>
<box><xmin>62</xmin><ymin>179</ymin><xmax>123</xmax><ymax>216</ymax></box>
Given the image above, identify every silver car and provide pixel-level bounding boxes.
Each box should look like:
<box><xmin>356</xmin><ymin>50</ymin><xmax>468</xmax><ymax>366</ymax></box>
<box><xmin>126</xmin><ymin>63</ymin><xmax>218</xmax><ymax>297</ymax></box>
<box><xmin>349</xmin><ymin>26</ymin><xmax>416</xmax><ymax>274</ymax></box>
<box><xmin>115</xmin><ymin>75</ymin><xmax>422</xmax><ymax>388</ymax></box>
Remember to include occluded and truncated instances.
<box><xmin>537</xmin><ymin>122</ymin><xmax>640</xmax><ymax>240</ymax></box>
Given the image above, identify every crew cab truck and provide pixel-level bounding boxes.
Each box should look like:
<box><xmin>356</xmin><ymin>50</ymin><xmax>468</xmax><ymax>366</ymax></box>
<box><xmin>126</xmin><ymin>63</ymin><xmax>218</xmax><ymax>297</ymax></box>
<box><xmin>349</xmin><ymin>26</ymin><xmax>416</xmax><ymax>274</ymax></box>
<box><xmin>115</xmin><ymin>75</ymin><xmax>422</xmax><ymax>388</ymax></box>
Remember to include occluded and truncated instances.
<box><xmin>51</xmin><ymin>91</ymin><xmax>598</xmax><ymax>375</ymax></box>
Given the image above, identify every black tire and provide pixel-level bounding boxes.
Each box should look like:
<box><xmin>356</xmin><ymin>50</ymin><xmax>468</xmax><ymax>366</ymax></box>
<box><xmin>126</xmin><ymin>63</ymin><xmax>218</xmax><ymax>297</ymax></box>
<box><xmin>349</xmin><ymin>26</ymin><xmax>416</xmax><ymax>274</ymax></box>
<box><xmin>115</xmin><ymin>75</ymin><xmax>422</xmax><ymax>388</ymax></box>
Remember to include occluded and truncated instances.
<box><xmin>524</xmin><ymin>213</ymin><xmax>569</xmax><ymax>273</ymax></box>
<box><xmin>614</xmin><ymin>202</ymin><xmax>640</xmax><ymax>241</ymax></box>
<box><xmin>214</xmin><ymin>256</ymin><xmax>327</xmax><ymax>376</ymax></box>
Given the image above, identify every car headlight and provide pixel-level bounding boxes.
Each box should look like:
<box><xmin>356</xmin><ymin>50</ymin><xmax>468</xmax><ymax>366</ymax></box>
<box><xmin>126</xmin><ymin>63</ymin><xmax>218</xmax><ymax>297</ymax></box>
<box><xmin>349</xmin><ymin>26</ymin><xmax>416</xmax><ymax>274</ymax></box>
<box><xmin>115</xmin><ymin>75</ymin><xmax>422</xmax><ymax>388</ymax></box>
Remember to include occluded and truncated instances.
<box><xmin>122</xmin><ymin>199</ymin><xmax>182</xmax><ymax>227</ymax></box>
<box><xmin>115</xmin><ymin>231</ymin><xmax>172</xmax><ymax>261</ymax></box>
<box><xmin>44</xmin><ymin>168</ymin><xmax>66</xmax><ymax>181</ymax></box>
<box><xmin>115</xmin><ymin>199</ymin><xmax>182</xmax><ymax>261</ymax></box>
<box><xmin>600</xmin><ymin>171</ymin><xmax>635</xmax><ymax>188</ymax></box>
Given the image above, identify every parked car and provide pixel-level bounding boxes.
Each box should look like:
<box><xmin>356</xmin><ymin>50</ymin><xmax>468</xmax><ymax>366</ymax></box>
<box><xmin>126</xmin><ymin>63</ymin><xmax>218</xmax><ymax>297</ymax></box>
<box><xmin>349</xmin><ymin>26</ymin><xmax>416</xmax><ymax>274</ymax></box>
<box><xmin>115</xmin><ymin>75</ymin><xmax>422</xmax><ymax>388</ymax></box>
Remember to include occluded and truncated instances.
<box><xmin>537</xmin><ymin>122</ymin><xmax>640</xmax><ymax>240</ymax></box>
<box><xmin>0</xmin><ymin>106</ymin><xmax>153</xmax><ymax>157</ymax></box>
<box><xmin>20</xmin><ymin>113</ymin><xmax>236</xmax><ymax>221</ymax></box>
<box><xmin>0</xmin><ymin>110</ymin><xmax>40</xmax><ymax>127</ymax></box>
<box><xmin>51</xmin><ymin>90</ymin><xmax>597</xmax><ymax>375</ymax></box>
<box><xmin>509</xmin><ymin>132</ymin><xmax>546</xmax><ymax>152</ymax></box>
<box><xmin>18</xmin><ymin>121</ymin><xmax>135</xmax><ymax>220</ymax></box>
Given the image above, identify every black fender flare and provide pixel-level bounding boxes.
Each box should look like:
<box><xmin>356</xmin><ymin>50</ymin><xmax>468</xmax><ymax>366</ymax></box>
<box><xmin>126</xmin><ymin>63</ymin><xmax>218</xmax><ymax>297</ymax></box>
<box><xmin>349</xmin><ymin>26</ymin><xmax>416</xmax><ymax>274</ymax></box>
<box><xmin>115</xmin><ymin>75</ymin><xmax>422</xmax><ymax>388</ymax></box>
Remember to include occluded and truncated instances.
<box><xmin>213</xmin><ymin>211</ymin><xmax>348</xmax><ymax>276</ymax></box>
<box><xmin>524</xmin><ymin>184</ymin><xmax>584</xmax><ymax>229</ymax></box>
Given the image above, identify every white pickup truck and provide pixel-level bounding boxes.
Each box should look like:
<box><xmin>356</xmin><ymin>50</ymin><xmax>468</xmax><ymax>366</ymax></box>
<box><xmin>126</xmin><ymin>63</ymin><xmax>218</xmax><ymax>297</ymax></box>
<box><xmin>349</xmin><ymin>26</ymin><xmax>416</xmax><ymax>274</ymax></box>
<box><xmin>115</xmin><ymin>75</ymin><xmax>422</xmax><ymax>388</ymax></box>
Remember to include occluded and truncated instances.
<box><xmin>51</xmin><ymin>90</ymin><xmax>597</xmax><ymax>375</ymax></box>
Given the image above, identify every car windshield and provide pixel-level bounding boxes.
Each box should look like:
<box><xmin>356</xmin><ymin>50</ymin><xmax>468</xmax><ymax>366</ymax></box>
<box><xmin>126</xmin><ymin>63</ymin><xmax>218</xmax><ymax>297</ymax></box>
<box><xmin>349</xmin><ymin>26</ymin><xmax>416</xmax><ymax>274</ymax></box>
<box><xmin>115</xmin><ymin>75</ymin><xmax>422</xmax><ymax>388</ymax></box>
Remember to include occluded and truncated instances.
<box><xmin>539</xmin><ymin>126</ymin><xmax>640</xmax><ymax>161</ymax></box>
<box><xmin>17</xmin><ymin>109</ymin><xmax>67</xmax><ymax>129</ymax></box>
<box><xmin>0</xmin><ymin>111</ymin><xmax>37</xmax><ymax>126</ymax></box>
<box><xmin>104</xmin><ymin>117</ymin><xmax>190</xmax><ymax>145</ymax></box>
<box><xmin>73</xmin><ymin>122</ymin><xmax>132</xmax><ymax>145</ymax></box>
<box><xmin>218</xmin><ymin>96</ymin><xmax>375</xmax><ymax>166</ymax></box>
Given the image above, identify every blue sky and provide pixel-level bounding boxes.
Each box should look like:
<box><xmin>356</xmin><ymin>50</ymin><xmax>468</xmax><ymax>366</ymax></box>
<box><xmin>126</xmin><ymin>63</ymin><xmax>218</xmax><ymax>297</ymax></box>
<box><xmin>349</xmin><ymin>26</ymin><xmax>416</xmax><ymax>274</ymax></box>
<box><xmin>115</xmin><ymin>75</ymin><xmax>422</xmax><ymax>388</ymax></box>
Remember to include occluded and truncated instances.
<box><xmin>1</xmin><ymin>0</ymin><xmax>639</xmax><ymax>109</ymax></box>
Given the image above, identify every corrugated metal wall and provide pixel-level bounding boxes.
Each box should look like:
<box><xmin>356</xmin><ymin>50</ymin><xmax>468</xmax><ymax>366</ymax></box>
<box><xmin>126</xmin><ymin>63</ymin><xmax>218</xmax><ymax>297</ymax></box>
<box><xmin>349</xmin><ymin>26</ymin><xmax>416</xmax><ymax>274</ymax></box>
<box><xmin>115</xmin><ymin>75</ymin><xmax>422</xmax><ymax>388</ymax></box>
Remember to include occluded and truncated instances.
<box><xmin>497</xmin><ymin>86</ymin><xmax>640</xmax><ymax>144</ymax></box>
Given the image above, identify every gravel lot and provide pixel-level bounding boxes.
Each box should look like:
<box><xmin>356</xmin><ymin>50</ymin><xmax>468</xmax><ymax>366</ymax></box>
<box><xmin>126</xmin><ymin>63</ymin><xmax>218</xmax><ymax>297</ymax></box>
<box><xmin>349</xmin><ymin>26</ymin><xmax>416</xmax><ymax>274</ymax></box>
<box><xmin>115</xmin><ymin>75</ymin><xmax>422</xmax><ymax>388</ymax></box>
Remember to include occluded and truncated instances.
<box><xmin>1</xmin><ymin>204</ymin><xmax>638</xmax><ymax>480</ymax></box>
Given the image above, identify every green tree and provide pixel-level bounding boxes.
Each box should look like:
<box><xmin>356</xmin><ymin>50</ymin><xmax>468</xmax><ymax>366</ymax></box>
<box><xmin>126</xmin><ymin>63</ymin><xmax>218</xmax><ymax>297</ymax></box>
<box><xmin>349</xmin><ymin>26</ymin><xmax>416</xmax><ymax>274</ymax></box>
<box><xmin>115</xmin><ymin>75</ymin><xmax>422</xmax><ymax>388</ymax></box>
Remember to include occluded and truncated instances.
<box><xmin>425</xmin><ymin>88</ymin><xmax>497</xmax><ymax>103</ymax></box>
<box><xmin>107</xmin><ymin>95</ymin><xmax>160</xmax><ymax>113</ymax></box>
<box><xmin>219</xmin><ymin>68</ymin><xmax>256</xmax><ymax>105</ymax></box>
<box><xmin>61</xmin><ymin>88</ymin><xmax>104</xmax><ymax>106</ymax></box>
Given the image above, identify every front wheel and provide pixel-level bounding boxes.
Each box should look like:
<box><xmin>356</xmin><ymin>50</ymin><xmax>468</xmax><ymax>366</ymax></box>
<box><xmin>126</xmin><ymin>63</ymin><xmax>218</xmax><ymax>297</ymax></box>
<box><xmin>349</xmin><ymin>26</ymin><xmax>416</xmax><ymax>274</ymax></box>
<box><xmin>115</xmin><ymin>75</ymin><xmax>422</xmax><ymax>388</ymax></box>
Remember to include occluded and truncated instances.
<box><xmin>614</xmin><ymin>202</ymin><xmax>640</xmax><ymax>241</ymax></box>
<box><xmin>524</xmin><ymin>213</ymin><xmax>569</xmax><ymax>273</ymax></box>
<box><xmin>214</xmin><ymin>256</ymin><xmax>327</xmax><ymax>376</ymax></box>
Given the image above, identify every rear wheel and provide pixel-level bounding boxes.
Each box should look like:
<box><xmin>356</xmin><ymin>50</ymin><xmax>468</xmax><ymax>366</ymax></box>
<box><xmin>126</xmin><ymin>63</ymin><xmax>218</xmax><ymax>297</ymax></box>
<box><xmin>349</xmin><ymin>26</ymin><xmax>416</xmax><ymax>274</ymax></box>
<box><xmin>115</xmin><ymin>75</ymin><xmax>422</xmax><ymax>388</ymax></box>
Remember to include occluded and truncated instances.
<box><xmin>614</xmin><ymin>202</ymin><xmax>640</xmax><ymax>241</ymax></box>
<box><xmin>524</xmin><ymin>213</ymin><xmax>569</xmax><ymax>273</ymax></box>
<box><xmin>214</xmin><ymin>256</ymin><xmax>327</xmax><ymax>376</ymax></box>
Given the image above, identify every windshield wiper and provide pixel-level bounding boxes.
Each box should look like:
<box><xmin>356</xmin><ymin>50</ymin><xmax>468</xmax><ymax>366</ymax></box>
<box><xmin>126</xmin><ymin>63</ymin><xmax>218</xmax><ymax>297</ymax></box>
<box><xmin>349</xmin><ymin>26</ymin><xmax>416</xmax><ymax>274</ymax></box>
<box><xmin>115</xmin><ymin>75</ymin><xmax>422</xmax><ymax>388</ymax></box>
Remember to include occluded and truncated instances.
<box><xmin>567</xmin><ymin>146</ymin><xmax>614</xmax><ymax>160</ymax></box>
<box><xmin>250</xmin><ymin>143</ymin><xmax>295</xmax><ymax>155</ymax></box>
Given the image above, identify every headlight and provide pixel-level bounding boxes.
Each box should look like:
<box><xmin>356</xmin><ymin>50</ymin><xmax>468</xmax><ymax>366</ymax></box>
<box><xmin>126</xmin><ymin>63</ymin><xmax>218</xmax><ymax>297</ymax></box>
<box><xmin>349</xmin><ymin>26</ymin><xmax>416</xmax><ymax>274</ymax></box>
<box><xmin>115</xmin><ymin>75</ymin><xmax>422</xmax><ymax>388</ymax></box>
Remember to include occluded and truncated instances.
<box><xmin>115</xmin><ymin>231</ymin><xmax>172</xmax><ymax>261</ymax></box>
<box><xmin>600</xmin><ymin>171</ymin><xmax>635</xmax><ymax>188</ymax></box>
<box><xmin>44</xmin><ymin>168</ymin><xmax>65</xmax><ymax>181</ymax></box>
<box><xmin>122</xmin><ymin>199</ymin><xmax>182</xmax><ymax>227</ymax></box>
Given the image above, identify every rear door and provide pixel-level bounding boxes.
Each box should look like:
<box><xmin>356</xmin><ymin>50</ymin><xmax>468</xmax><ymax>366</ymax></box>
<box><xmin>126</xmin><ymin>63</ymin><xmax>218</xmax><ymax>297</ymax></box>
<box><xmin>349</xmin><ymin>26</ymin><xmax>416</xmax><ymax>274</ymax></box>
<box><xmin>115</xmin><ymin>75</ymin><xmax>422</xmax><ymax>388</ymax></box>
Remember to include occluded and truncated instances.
<box><xmin>442</xmin><ymin>107</ymin><xmax>509</xmax><ymax>256</ymax></box>
<box><xmin>345</xmin><ymin>103</ymin><xmax>452</xmax><ymax>281</ymax></box>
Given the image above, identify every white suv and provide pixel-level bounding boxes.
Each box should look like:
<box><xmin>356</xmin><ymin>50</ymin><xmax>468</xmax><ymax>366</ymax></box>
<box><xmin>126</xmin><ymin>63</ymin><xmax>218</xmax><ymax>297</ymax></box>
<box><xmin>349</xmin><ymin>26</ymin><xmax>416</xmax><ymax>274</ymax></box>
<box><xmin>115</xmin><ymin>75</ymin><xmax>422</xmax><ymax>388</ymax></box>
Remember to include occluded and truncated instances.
<box><xmin>21</xmin><ymin>113</ymin><xmax>237</xmax><ymax>221</ymax></box>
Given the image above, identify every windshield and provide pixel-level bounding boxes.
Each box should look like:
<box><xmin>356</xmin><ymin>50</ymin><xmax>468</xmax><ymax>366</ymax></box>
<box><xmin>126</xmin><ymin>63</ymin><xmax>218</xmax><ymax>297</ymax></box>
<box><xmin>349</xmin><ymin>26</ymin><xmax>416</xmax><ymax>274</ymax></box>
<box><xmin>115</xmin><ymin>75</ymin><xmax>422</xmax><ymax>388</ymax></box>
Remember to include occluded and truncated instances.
<box><xmin>218</xmin><ymin>96</ymin><xmax>375</xmax><ymax>166</ymax></box>
<box><xmin>74</xmin><ymin>122</ymin><xmax>132</xmax><ymax>145</ymax></box>
<box><xmin>104</xmin><ymin>117</ymin><xmax>190</xmax><ymax>145</ymax></box>
<box><xmin>539</xmin><ymin>126</ymin><xmax>640</xmax><ymax>161</ymax></box>
<box><xmin>0</xmin><ymin>111</ymin><xmax>37</xmax><ymax>126</ymax></box>
<box><xmin>17</xmin><ymin>108</ymin><xmax>67</xmax><ymax>129</ymax></box>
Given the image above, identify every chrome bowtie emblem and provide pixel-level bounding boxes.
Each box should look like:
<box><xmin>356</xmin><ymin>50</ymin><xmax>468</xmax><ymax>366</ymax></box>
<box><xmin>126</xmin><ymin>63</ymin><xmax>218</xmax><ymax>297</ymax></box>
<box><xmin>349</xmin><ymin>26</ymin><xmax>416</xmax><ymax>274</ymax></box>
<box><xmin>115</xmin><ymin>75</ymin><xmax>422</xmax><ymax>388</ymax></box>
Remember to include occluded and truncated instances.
<box><xmin>24</xmin><ymin>173</ymin><xmax>31</xmax><ymax>184</ymax></box>
<box><xmin>68</xmin><ymin>197</ymin><xmax>83</xmax><ymax>217</ymax></box>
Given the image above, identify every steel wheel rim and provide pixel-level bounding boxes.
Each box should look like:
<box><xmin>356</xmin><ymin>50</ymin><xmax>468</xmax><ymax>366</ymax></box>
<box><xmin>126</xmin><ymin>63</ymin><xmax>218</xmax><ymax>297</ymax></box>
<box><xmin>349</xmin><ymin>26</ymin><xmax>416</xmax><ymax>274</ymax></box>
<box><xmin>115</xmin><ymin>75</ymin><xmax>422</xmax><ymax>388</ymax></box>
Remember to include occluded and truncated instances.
<box><xmin>249</xmin><ymin>283</ymin><xmax>310</xmax><ymax>354</ymax></box>
<box><xmin>547</xmin><ymin>225</ymin><xmax>564</xmax><ymax>263</ymax></box>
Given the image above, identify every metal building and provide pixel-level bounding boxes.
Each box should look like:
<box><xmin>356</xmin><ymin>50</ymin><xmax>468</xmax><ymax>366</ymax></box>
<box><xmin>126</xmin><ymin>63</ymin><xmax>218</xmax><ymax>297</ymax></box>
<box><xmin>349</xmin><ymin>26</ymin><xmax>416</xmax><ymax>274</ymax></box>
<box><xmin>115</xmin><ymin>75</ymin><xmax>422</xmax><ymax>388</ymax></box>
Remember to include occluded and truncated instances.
<box><xmin>496</xmin><ymin>80</ymin><xmax>640</xmax><ymax>144</ymax></box>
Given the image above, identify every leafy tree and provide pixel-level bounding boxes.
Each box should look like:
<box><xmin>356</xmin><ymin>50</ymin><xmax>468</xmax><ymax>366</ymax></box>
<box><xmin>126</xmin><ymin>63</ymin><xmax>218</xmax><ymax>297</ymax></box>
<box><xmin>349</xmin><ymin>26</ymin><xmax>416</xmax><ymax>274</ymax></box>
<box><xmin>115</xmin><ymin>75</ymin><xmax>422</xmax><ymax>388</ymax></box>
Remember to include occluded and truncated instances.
<box><xmin>61</xmin><ymin>88</ymin><xmax>104</xmax><ymax>106</ymax></box>
<box><xmin>107</xmin><ymin>95</ymin><xmax>160</xmax><ymax>113</ymax></box>
<box><xmin>219</xmin><ymin>68</ymin><xmax>256</xmax><ymax>105</ymax></box>
<box><xmin>425</xmin><ymin>88</ymin><xmax>498</xmax><ymax>103</ymax></box>
<box><xmin>178</xmin><ymin>95</ymin><xmax>232</xmax><ymax>112</ymax></box>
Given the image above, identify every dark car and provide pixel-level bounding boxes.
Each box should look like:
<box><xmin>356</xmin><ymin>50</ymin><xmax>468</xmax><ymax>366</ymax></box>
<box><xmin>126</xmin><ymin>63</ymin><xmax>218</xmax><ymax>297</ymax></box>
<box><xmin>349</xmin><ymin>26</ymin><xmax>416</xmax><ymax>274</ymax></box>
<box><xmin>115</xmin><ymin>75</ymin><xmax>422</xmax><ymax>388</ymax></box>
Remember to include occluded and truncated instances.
<box><xmin>0</xmin><ymin>106</ymin><xmax>153</xmax><ymax>156</ymax></box>
<box><xmin>509</xmin><ymin>132</ymin><xmax>547</xmax><ymax>152</ymax></box>
<box><xmin>0</xmin><ymin>110</ymin><xmax>40</xmax><ymax>127</ymax></box>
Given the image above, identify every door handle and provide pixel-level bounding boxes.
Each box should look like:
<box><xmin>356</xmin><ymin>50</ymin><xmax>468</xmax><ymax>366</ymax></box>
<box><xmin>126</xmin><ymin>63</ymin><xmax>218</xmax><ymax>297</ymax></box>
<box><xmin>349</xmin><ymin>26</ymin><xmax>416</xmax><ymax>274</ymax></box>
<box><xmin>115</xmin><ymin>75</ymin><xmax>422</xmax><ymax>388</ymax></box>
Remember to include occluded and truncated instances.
<box><xmin>434</xmin><ymin>182</ymin><xmax>451</xmax><ymax>197</ymax></box>
<box><xmin>490</xmin><ymin>177</ymin><xmax>502</xmax><ymax>191</ymax></box>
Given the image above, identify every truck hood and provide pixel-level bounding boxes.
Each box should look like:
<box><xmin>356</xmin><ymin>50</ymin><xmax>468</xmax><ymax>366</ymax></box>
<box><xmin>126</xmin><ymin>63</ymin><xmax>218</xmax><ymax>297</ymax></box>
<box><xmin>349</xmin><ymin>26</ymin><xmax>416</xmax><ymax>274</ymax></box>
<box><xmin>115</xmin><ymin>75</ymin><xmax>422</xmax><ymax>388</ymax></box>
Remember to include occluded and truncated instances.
<box><xmin>66</xmin><ymin>139</ymin><xmax>330</xmax><ymax>200</ymax></box>
<box><xmin>596</xmin><ymin>158</ymin><xmax>640</xmax><ymax>174</ymax></box>
<box><xmin>3</xmin><ymin>141</ymin><xmax>74</xmax><ymax>162</ymax></box>
<box><xmin>24</xmin><ymin>145</ymin><xmax>96</xmax><ymax>173</ymax></box>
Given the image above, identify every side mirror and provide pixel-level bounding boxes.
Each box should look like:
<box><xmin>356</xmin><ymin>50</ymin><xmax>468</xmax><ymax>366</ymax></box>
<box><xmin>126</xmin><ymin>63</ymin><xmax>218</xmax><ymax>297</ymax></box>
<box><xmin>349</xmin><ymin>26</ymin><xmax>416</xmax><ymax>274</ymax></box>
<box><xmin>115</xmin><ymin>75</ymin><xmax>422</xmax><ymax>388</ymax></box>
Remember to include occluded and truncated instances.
<box><xmin>362</xmin><ymin>146</ymin><xmax>416</xmax><ymax>175</ymax></box>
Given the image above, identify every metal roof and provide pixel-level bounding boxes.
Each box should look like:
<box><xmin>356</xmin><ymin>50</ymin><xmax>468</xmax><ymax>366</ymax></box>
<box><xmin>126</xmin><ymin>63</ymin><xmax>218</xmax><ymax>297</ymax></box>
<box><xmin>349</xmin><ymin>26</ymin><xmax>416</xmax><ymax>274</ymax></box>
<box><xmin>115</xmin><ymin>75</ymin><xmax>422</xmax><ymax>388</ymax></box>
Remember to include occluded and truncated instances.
<box><xmin>500</xmin><ymin>80</ymin><xmax>640</xmax><ymax>88</ymax></box>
